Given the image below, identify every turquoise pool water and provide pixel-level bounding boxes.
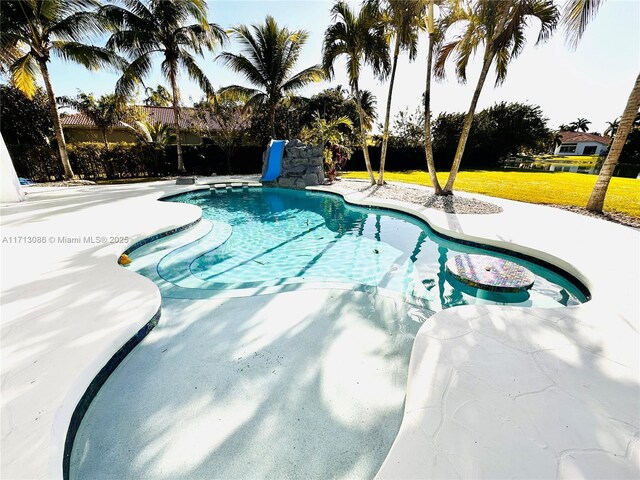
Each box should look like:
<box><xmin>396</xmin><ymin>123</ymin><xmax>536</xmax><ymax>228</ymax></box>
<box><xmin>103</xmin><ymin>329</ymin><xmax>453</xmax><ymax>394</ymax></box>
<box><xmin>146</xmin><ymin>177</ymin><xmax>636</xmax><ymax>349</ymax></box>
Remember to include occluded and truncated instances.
<box><xmin>69</xmin><ymin>186</ymin><xmax>589</xmax><ymax>480</ymax></box>
<box><xmin>160</xmin><ymin>187</ymin><xmax>587</xmax><ymax>311</ymax></box>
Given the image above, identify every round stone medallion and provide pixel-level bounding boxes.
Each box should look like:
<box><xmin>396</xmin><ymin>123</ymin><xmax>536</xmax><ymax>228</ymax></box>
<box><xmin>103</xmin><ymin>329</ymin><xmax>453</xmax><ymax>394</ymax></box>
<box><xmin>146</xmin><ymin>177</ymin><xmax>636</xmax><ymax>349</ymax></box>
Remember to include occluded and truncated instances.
<box><xmin>446</xmin><ymin>254</ymin><xmax>535</xmax><ymax>293</ymax></box>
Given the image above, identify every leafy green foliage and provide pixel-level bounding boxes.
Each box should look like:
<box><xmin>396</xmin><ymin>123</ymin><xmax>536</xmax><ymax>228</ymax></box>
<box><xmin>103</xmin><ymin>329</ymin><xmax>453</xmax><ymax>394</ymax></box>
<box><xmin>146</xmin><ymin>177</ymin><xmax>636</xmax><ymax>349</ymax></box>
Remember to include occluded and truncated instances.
<box><xmin>322</xmin><ymin>1</ymin><xmax>390</xmax><ymax>88</ymax></box>
<box><xmin>127</xmin><ymin>121</ymin><xmax>175</xmax><ymax>146</ymax></box>
<box><xmin>435</xmin><ymin>0</ymin><xmax>559</xmax><ymax>86</ymax></box>
<box><xmin>298</xmin><ymin>86</ymin><xmax>376</xmax><ymax>146</ymax></box>
<box><xmin>0</xmin><ymin>83</ymin><xmax>53</xmax><ymax>146</ymax></box>
<box><xmin>570</xmin><ymin>117</ymin><xmax>591</xmax><ymax>132</ymax></box>
<box><xmin>143</xmin><ymin>85</ymin><xmax>172</xmax><ymax>106</ymax></box>
<box><xmin>217</xmin><ymin>15</ymin><xmax>323</xmax><ymax>137</ymax></box>
<box><xmin>103</xmin><ymin>0</ymin><xmax>226</xmax><ymax>100</ymax></box>
<box><xmin>432</xmin><ymin>102</ymin><xmax>551</xmax><ymax>168</ymax></box>
<box><xmin>0</xmin><ymin>0</ymin><xmax>122</xmax><ymax>98</ymax></box>
<box><xmin>58</xmin><ymin>91</ymin><xmax>146</xmax><ymax>147</ymax></box>
<box><xmin>193</xmin><ymin>95</ymin><xmax>251</xmax><ymax>173</ymax></box>
<box><xmin>299</xmin><ymin>113</ymin><xmax>353</xmax><ymax>146</ymax></box>
<box><xmin>384</xmin><ymin>107</ymin><xmax>425</xmax><ymax>149</ymax></box>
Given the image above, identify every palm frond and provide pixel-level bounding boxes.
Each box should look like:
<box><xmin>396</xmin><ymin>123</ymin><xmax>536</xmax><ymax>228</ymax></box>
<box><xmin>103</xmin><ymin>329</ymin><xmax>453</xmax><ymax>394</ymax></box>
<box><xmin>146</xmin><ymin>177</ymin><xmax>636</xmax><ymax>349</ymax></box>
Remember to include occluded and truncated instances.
<box><xmin>115</xmin><ymin>51</ymin><xmax>156</xmax><ymax>98</ymax></box>
<box><xmin>280</xmin><ymin>65</ymin><xmax>325</xmax><ymax>93</ymax></box>
<box><xmin>46</xmin><ymin>11</ymin><xmax>107</xmax><ymax>41</ymax></box>
<box><xmin>216</xmin><ymin>52</ymin><xmax>267</xmax><ymax>87</ymax></box>
<box><xmin>562</xmin><ymin>0</ymin><xmax>603</xmax><ymax>49</ymax></box>
<box><xmin>179</xmin><ymin>50</ymin><xmax>215</xmax><ymax>97</ymax></box>
<box><xmin>434</xmin><ymin>40</ymin><xmax>459</xmax><ymax>80</ymax></box>
<box><xmin>52</xmin><ymin>42</ymin><xmax>127</xmax><ymax>71</ymax></box>
<box><xmin>218</xmin><ymin>84</ymin><xmax>266</xmax><ymax>110</ymax></box>
<box><xmin>10</xmin><ymin>52</ymin><xmax>39</xmax><ymax>99</ymax></box>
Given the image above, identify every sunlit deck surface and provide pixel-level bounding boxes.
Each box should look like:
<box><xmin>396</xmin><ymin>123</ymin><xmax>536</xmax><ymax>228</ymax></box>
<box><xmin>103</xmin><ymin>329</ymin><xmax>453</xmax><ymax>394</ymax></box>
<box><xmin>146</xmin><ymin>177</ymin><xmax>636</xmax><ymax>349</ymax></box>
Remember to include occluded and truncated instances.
<box><xmin>1</xmin><ymin>177</ymin><xmax>638</xmax><ymax>479</ymax></box>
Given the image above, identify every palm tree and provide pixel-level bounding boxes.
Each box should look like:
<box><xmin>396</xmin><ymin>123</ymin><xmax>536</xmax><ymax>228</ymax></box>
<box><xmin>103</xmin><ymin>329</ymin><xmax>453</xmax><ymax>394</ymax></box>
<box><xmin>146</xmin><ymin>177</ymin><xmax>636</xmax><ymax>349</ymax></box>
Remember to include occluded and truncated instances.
<box><xmin>129</xmin><ymin>120</ymin><xmax>175</xmax><ymax>145</ymax></box>
<box><xmin>323</xmin><ymin>0</ymin><xmax>391</xmax><ymax>185</ymax></box>
<box><xmin>102</xmin><ymin>0</ymin><xmax>226</xmax><ymax>173</ymax></box>
<box><xmin>300</xmin><ymin>112</ymin><xmax>353</xmax><ymax>147</ymax></box>
<box><xmin>59</xmin><ymin>92</ymin><xmax>135</xmax><ymax>150</ymax></box>
<box><xmin>423</xmin><ymin>0</ymin><xmax>447</xmax><ymax>194</ymax></box>
<box><xmin>552</xmin><ymin>131</ymin><xmax>564</xmax><ymax>150</ymax></box>
<box><xmin>603</xmin><ymin>118</ymin><xmax>619</xmax><ymax>137</ymax></box>
<box><xmin>143</xmin><ymin>84</ymin><xmax>172</xmax><ymax>106</ymax></box>
<box><xmin>560</xmin><ymin>0</ymin><xmax>640</xmax><ymax>212</ymax></box>
<box><xmin>435</xmin><ymin>0</ymin><xmax>558</xmax><ymax>194</ymax></box>
<box><xmin>558</xmin><ymin>123</ymin><xmax>575</xmax><ymax>131</ymax></box>
<box><xmin>377</xmin><ymin>0</ymin><xmax>421</xmax><ymax>185</ymax></box>
<box><xmin>0</xmin><ymin>0</ymin><xmax>122</xmax><ymax>179</ymax></box>
<box><xmin>218</xmin><ymin>16</ymin><xmax>324</xmax><ymax>139</ymax></box>
<box><xmin>570</xmin><ymin>117</ymin><xmax>591</xmax><ymax>132</ymax></box>
<box><xmin>353</xmin><ymin>89</ymin><xmax>378</xmax><ymax>132</ymax></box>
<box><xmin>587</xmin><ymin>74</ymin><xmax>640</xmax><ymax>211</ymax></box>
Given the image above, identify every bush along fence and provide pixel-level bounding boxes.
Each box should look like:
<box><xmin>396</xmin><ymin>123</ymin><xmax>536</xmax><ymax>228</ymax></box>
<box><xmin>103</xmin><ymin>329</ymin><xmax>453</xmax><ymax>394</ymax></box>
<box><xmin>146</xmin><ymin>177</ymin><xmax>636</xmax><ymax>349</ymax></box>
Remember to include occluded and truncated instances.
<box><xmin>9</xmin><ymin>143</ymin><xmax>265</xmax><ymax>181</ymax></box>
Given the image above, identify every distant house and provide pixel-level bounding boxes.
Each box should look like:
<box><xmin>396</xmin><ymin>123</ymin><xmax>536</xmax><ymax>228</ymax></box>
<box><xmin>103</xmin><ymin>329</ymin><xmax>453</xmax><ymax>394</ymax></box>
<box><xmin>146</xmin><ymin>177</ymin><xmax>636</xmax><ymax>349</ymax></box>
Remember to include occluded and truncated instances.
<box><xmin>61</xmin><ymin>106</ymin><xmax>220</xmax><ymax>145</ymax></box>
<box><xmin>554</xmin><ymin>131</ymin><xmax>610</xmax><ymax>156</ymax></box>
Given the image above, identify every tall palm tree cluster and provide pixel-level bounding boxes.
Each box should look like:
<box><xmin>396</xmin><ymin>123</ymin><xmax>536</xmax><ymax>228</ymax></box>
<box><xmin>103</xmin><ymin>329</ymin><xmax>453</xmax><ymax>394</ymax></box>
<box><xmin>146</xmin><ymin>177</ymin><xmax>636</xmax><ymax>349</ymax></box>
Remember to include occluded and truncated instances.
<box><xmin>1</xmin><ymin>0</ymin><xmax>637</xmax><ymax>213</ymax></box>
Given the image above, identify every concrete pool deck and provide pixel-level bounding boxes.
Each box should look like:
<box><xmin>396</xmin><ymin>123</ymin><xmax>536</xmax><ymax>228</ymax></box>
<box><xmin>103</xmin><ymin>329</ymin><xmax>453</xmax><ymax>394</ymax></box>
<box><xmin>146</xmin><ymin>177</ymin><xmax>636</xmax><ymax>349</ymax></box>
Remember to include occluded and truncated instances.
<box><xmin>1</xmin><ymin>177</ymin><xmax>638</xmax><ymax>478</ymax></box>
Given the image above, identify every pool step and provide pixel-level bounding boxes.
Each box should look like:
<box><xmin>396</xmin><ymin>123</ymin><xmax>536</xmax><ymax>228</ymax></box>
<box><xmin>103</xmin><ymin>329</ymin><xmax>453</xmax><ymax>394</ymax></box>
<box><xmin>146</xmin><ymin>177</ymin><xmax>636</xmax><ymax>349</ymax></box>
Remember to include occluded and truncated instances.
<box><xmin>209</xmin><ymin>181</ymin><xmax>261</xmax><ymax>191</ymax></box>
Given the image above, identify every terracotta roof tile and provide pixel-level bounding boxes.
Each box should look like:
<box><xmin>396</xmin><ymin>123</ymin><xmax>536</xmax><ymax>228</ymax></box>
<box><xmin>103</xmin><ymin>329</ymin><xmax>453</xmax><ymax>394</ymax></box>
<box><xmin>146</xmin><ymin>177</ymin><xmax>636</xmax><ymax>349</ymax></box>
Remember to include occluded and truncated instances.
<box><xmin>61</xmin><ymin>105</ymin><xmax>222</xmax><ymax>130</ymax></box>
<box><xmin>560</xmin><ymin>131</ymin><xmax>611</xmax><ymax>145</ymax></box>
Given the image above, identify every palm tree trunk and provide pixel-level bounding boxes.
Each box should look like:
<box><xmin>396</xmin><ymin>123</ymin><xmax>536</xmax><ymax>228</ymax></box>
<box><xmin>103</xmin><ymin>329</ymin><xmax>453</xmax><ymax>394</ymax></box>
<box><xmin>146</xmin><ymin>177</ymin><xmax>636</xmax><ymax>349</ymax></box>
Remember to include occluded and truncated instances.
<box><xmin>39</xmin><ymin>59</ymin><xmax>74</xmax><ymax>179</ymax></box>
<box><xmin>586</xmin><ymin>72</ymin><xmax>640</xmax><ymax>213</ymax></box>
<box><xmin>169</xmin><ymin>68</ymin><xmax>185</xmax><ymax>173</ymax></box>
<box><xmin>424</xmin><ymin>32</ymin><xmax>443</xmax><ymax>195</ymax></box>
<box><xmin>102</xmin><ymin>129</ymin><xmax>109</xmax><ymax>151</ymax></box>
<box><xmin>354</xmin><ymin>83</ymin><xmax>376</xmax><ymax>185</ymax></box>
<box><xmin>378</xmin><ymin>37</ymin><xmax>401</xmax><ymax>186</ymax></box>
<box><xmin>442</xmin><ymin>48</ymin><xmax>494</xmax><ymax>194</ymax></box>
<box><xmin>270</xmin><ymin>104</ymin><xmax>277</xmax><ymax>139</ymax></box>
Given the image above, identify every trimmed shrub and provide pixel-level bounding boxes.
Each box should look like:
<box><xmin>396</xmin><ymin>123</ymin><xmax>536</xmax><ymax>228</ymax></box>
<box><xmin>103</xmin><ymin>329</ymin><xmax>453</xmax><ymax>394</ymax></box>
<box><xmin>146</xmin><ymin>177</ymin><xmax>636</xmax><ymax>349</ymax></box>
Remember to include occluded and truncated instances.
<box><xmin>11</xmin><ymin>142</ymin><xmax>265</xmax><ymax>180</ymax></box>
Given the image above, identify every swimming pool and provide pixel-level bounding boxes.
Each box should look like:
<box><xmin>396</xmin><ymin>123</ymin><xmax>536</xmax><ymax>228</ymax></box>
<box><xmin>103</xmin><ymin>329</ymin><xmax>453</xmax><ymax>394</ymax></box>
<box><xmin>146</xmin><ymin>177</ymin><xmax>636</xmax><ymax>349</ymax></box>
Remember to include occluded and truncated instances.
<box><xmin>69</xmin><ymin>186</ymin><xmax>589</xmax><ymax>479</ymax></box>
<box><xmin>158</xmin><ymin>187</ymin><xmax>587</xmax><ymax>310</ymax></box>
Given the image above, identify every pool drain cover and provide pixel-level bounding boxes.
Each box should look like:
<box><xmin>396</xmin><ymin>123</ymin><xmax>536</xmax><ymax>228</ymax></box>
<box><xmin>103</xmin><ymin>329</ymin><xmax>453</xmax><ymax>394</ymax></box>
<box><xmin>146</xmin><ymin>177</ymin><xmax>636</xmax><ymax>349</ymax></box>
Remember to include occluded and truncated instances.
<box><xmin>446</xmin><ymin>254</ymin><xmax>535</xmax><ymax>293</ymax></box>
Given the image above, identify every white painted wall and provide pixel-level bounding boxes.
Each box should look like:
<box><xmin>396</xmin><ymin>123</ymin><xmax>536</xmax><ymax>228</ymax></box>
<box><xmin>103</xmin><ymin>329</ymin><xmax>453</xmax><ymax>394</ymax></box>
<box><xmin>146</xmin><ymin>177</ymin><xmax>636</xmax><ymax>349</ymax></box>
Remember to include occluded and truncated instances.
<box><xmin>0</xmin><ymin>133</ymin><xmax>25</xmax><ymax>203</ymax></box>
<box><xmin>554</xmin><ymin>140</ymin><xmax>608</xmax><ymax>156</ymax></box>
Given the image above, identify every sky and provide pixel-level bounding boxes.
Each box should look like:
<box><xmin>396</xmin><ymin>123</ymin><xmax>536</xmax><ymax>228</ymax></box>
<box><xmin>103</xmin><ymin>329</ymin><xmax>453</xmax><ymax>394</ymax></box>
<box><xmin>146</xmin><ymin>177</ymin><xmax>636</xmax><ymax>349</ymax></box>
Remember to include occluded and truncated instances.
<box><xmin>42</xmin><ymin>0</ymin><xmax>640</xmax><ymax>134</ymax></box>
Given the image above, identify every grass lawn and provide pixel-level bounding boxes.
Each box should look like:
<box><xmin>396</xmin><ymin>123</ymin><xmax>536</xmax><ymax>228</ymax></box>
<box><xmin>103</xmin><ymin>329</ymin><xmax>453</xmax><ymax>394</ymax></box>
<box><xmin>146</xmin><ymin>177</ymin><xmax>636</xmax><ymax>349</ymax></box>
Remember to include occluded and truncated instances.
<box><xmin>343</xmin><ymin>170</ymin><xmax>640</xmax><ymax>219</ymax></box>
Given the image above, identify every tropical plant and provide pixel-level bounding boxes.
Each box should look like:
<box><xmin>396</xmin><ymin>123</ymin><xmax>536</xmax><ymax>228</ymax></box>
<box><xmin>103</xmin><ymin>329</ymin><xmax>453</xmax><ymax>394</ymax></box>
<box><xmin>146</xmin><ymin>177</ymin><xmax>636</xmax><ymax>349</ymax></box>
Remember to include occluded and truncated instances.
<box><xmin>323</xmin><ymin>0</ymin><xmax>391</xmax><ymax>184</ymax></box>
<box><xmin>432</xmin><ymin>102</ymin><xmax>551</xmax><ymax>168</ymax></box>
<box><xmin>603</xmin><ymin>118</ymin><xmax>619</xmax><ymax>137</ymax></box>
<box><xmin>127</xmin><ymin>120</ymin><xmax>174</xmax><ymax>145</ymax></box>
<box><xmin>358</xmin><ymin>90</ymin><xmax>378</xmax><ymax>132</ymax></box>
<box><xmin>552</xmin><ymin>131</ymin><xmax>564</xmax><ymax>150</ymax></box>
<box><xmin>59</xmin><ymin>92</ymin><xmax>143</xmax><ymax>149</ymax></box>
<box><xmin>218</xmin><ymin>16</ymin><xmax>323</xmax><ymax>139</ymax></box>
<box><xmin>0</xmin><ymin>0</ymin><xmax>122</xmax><ymax>178</ymax></box>
<box><xmin>560</xmin><ymin>0</ymin><xmax>640</xmax><ymax>212</ymax></box>
<box><xmin>298</xmin><ymin>86</ymin><xmax>376</xmax><ymax>146</ymax></box>
<box><xmin>570</xmin><ymin>117</ymin><xmax>591</xmax><ymax>132</ymax></box>
<box><xmin>587</xmin><ymin>75</ymin><xmax>640</xmax><ymax>211</ymax></box>
<box><xmin>143</xmin><ymin>84</ymin><xmax>172</xmax><ymax>106</ymax></box>
<box><xmin>193</xmin><ymin>93</ymin><xmax>251</xmax><ymax>174</ymax></box>
<box><xmin>299</xmin><ymin>112</ymin><xmax>353</xmax><ymax>147</ymax></box>
<box><xmin>434</xmin><ymin>0</ymin><xmax>559</xmax><ymax>194</ymax></box>
<box><xmin>376</xmin><ymin>0</ymin><xmax>422</xmax><ymax>185</ymax></box>
<box><xmin>387</xmin><ymin>107</ymin><xmax>424</xmax><ymax>149</ymax></box>
<box><xmin>0</xmin><ymin>83</ymin><xmax>53</xmax><ymax>147</ymax></box>
<box><xmin>558</xmin><ymin>123</ymin><xmax>576</xmax><ymax>131</ymax></box>
<box><xmin>102</xmin><ymin>0</ymin><xmax>226</xmax><ymax>172</ymax></box>
<box><xmin>423</xmin><ymin>0</ymin><xmax>447</xmax><ymax>194</ymax></box>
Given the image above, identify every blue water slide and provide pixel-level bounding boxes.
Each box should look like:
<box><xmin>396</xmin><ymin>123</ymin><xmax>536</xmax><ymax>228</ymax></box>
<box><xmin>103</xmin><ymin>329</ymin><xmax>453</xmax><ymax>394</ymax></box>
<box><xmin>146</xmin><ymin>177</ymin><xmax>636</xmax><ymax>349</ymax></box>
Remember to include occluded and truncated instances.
<box><xmin>261</xmin><ymin>140</ymin><xmax>287</xmax><ymax>182</ymax></box>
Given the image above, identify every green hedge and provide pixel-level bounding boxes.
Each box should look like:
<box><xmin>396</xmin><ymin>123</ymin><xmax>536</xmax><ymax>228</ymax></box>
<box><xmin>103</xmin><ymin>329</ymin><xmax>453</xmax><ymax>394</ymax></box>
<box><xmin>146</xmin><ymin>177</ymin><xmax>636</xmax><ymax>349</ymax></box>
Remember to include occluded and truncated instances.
<box><xmin>9</xmin><ymin>142</ymin><xmax>172</xmax><ymax>181</ymax></box>
<box><xmin>10</xmin><ymin>142</ymin><xmax>264</xmax><ymax>181</ymax></box>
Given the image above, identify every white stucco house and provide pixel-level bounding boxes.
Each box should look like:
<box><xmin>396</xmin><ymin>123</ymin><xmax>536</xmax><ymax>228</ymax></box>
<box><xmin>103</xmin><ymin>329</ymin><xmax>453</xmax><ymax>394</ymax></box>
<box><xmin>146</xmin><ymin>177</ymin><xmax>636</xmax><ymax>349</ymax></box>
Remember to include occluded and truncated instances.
<box><xmin>554</xmin><ymin>131</ymin><xmax>610</xmax><ymax>156</ymax></box>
